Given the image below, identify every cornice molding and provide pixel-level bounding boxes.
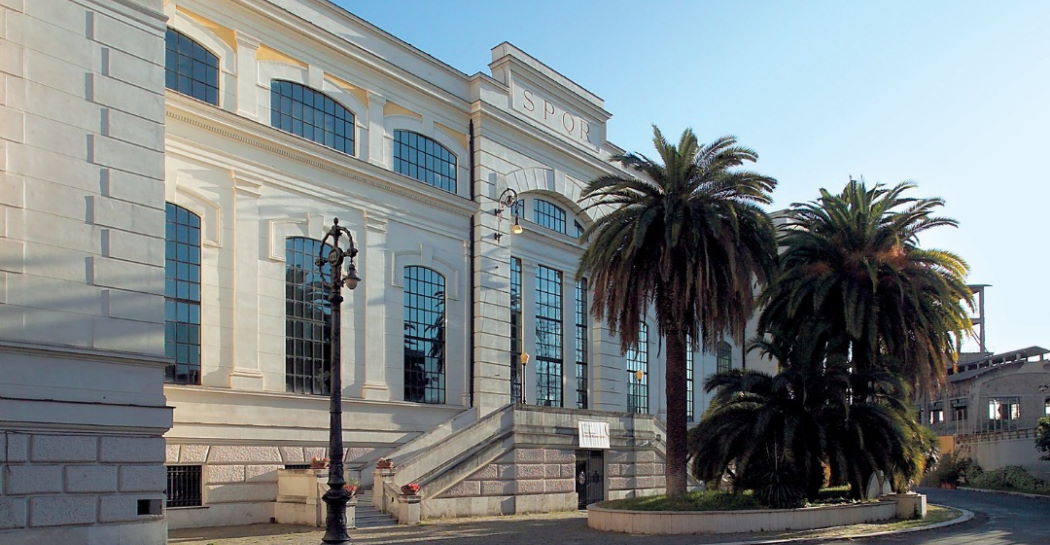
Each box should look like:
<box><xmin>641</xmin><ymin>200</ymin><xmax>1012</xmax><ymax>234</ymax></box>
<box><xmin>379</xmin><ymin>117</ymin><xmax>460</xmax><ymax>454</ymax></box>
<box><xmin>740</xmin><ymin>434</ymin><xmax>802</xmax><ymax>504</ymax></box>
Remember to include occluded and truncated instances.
<box><xmin>0</xmin><ymin>340</ymin><xmax>169</xmax><ymax>368</ymax></box>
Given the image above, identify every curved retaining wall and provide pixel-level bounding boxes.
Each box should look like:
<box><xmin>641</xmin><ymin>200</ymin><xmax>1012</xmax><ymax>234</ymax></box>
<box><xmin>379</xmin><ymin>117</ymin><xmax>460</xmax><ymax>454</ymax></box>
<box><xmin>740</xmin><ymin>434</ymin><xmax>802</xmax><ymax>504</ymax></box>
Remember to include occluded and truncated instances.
<box><xmin>588</xmin><ymin>499</ymin><xmax>898</xmax><ymax>535</ymax></box>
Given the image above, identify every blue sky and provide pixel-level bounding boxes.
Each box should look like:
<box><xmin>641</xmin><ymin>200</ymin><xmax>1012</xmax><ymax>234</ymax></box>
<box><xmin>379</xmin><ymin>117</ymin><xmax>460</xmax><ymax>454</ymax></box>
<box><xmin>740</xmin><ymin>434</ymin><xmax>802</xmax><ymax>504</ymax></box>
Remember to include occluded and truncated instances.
<box><xmin>340</xmin><ymin>0</ymin><xmax>1050</xmax><ymax>353</ymax></box>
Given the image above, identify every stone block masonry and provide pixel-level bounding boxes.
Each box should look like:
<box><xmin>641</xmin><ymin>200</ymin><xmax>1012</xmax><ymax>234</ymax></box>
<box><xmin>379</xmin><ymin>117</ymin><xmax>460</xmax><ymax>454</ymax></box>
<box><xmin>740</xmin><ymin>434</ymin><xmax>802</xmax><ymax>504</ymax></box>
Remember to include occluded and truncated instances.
<box><xmin>0</xmin><ymin>431</ymin><xmax>166</xmax><ymax>531</ymax></box>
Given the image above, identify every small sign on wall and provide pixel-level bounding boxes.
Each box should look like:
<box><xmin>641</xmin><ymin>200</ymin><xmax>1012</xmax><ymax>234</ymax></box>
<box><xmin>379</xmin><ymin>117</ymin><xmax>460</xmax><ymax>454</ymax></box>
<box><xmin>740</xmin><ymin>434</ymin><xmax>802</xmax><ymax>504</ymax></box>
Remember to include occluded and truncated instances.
<box><xmin>578</xmin><ymin>421</ymin><xmax>610</xmax><ymax>449</ymax></box>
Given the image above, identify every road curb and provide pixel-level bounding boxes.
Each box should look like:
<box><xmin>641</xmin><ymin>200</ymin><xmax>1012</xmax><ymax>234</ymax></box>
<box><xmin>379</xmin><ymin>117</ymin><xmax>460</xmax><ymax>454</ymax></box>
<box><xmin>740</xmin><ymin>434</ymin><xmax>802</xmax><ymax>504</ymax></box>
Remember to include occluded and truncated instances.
<box><xmin>958</xmin><ymin>486</ymin><xmax>1050</xmax><ymax>501</ymax></box>
<box><xmin>709</xmin><ymin>505</ymin><xmax>974</xmax><ymax>545</ymax></box>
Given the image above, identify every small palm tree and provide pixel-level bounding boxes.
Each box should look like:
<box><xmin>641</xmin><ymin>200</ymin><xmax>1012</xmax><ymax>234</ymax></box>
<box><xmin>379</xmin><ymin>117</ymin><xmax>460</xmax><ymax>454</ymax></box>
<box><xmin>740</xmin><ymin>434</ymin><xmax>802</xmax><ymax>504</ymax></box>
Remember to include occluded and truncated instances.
<box><xmin>578</xmin><ymin>126</ymin><xmax>778</xmax><ymax>497</ymax></box>
<box><xmin>759</xmin><ymin>179</ymin><xmax>972</xmax><ymax>395</ymax></box>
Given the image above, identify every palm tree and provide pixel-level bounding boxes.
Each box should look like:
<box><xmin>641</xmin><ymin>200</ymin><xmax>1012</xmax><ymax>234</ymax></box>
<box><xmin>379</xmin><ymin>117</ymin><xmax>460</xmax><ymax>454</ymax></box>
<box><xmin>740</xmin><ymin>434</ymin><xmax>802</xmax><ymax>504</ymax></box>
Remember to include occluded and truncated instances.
<box><xmin>758</xmin><ymin>179</ymin><xmax>972</xmax><ymax>396</ymax></box>
<box><xmin>578</xmin><ymin>126</ymin><xmax>778</xmax><ymax>497</ymax></box>
<box><xmin>690</xmin><ymin>362</ymin><xmax>927</xmax><ymax>502</ymax></box>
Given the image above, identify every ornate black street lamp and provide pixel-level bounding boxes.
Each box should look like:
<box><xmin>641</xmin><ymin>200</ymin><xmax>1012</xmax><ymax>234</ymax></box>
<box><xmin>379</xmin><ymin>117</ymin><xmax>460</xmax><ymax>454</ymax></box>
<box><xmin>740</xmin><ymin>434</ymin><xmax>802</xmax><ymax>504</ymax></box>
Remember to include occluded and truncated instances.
<box><xmin>317</xmin><ymin>218</ymin><xmax>361</xmax><ymax>545</ymax></box>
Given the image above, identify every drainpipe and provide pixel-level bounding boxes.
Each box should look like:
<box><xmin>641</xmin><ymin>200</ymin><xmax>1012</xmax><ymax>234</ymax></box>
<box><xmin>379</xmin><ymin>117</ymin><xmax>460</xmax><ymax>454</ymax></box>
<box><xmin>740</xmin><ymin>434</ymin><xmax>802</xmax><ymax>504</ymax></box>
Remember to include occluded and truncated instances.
<box><xmin>467</xmin><ymin>119</ymin><xmax>476</xmax><ymax>408</ymax></box>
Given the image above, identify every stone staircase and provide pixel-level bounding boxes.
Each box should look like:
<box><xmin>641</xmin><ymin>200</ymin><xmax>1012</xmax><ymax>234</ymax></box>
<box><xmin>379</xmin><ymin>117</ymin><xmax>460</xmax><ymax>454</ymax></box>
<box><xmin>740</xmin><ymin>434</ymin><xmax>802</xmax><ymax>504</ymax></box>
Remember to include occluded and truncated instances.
<box><xmin>354</xmin><ymin>488</ymin><xmax>397</xmax><ymax>529</ymax></box>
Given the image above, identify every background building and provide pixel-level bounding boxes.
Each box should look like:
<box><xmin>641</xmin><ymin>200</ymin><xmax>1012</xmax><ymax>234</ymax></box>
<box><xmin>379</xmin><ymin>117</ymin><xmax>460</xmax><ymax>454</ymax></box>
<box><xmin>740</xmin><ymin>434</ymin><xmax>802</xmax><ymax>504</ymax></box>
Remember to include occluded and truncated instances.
<box><xmin>921</xmin><ymin>286</ymin><xmax>1050</xmax><ymax>479</ymax></box>
<box><xmin>0</xmin><ymin>1</ymin><xmax>171</xmax><ymax>544</ymax></box>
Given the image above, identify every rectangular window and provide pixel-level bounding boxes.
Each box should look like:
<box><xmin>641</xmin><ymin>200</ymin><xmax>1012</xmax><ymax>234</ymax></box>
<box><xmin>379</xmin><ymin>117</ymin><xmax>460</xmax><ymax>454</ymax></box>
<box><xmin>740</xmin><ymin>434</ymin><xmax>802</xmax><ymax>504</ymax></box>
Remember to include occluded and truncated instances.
<box><xmin>285</xmin><ymin>237</ymin><xmax>336</xmax><ymax>396</ymax></box>
<box><xmin>928</xmin><ymin>409</ymin><xmax>944</xmax><ymax>424</ymax></box>
<box><xmin>686</xmin><ymin>348</ymin><xmax>695</xmax><ymax>421</ymax></box>
<box><xmin>953</xmin><ymin>405</ymin><xmax>968</xmax><ymax>421</ymax></box>
<box><xmin>403</xmin><ymin>266</ymin><xmax>446</xmax><ymax>404</ymax></box>
<box><xmin>575</xmin><ymin>278</ymin><xmax>588</xmax><ymax>409</ymax></box>
<box><xmin>510</xmin><ymin>257</ymin><xmax>523</xmax><ymax>403</ymax></box>
<box><xmin>535</xmin><ymin>265</ymin><xmax>563</xmax><ymax>407</ymax></box>
<box><xmin>165</xmin><ymin>203</ymin><xmax>202</xmax><ymax>385</ymax></box>
<box><xmin>166</xmin><ymin>465</ymin><xmax>202</xmax><ymax>508</ymax></box>
<box><xmin>625</xmin><ymin>324</ymin><xmax>649</xmax><ymax>414</ymax></box>
<box><xmin>988</xmin><ymin>398</ymin><xmax>1021</xmax><ymax>421</ymax></box>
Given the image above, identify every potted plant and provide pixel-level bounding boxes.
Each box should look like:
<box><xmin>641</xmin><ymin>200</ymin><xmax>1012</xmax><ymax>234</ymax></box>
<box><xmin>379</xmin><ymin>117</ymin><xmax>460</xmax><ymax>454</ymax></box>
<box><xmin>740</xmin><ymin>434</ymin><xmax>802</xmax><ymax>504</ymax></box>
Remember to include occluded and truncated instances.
<box><xmin>309</xmin><ymin>457</ymin><xmax>329</xmax><ymax>469</ymax></box>
<box><xmin>375</xmin><ymin>457</ymin><xmax>394</xmax><ymax>469</ymax></box>
<box><xmin>400</xmin><ymin>482</ymin><xmax>420</xmax><ymax>495</ymax></box>
<box><xmin>343</xmin><ymin>478</ymin><xmax>359</xmax><ymax>496</ymax></box>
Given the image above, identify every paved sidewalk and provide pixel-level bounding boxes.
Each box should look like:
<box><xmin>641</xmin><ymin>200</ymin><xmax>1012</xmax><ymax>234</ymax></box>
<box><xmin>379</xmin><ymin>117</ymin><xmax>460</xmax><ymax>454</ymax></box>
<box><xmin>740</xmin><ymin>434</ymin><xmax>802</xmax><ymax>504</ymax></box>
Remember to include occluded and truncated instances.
<box><xmin>169</xmin><ymin>506</ymin><xmax>968</xmax><ymax>545</ymax></box>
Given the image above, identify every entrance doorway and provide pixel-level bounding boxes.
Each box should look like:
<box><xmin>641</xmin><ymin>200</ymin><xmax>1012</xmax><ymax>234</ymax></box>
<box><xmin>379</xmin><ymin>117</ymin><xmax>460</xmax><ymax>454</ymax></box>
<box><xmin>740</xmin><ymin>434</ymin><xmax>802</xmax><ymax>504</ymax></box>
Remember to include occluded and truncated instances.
<box><xmin>575</xmin><ymin>450</ymin><xmax>604</xmax><ymax>509</ymax></box>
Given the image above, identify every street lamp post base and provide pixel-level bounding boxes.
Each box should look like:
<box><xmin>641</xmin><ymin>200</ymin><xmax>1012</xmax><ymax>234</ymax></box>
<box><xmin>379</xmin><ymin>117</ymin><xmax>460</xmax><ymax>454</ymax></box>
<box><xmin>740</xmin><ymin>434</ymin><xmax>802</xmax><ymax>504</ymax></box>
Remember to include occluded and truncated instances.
<box><xmin>320</xmin><ymin>488</ymin><xmax>352</xmax><ymax>544</ymax></box>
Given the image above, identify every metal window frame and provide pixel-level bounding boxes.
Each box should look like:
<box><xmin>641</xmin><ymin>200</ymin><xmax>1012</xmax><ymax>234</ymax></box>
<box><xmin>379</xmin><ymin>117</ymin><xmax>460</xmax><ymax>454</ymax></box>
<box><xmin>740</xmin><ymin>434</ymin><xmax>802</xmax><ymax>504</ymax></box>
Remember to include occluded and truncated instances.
<box><xmin>165</xmin><ymin>28</ymin><xmax>219</xmax><ymax>105</ymax></box>
<box><xmin>403</xmin><ymin>266</ymin><xmax>447</xmax><ymax>404</ymax></box>
<box><xmin>285</xmin><ymin>237</ymin><xmax>337</xmax><ymax>396</ymax></box>
<box><xmin>164</xmin><ymin>203</ymin><xmax>202</xmax><ymax>385</ymax></box>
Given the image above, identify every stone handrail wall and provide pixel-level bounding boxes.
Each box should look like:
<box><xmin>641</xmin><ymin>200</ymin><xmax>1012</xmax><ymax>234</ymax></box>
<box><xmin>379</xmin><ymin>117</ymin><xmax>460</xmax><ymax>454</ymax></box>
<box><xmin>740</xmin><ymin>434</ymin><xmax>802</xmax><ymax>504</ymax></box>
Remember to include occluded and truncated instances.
<box><xmin>382</xmin><ymin>407</ymin><xmax>481</xmax><ymax>470</ymax></box>
<box><xmin>391</xmin><ymin>404</ymin><xmax>514</xmax><ymax>487</ymax></box>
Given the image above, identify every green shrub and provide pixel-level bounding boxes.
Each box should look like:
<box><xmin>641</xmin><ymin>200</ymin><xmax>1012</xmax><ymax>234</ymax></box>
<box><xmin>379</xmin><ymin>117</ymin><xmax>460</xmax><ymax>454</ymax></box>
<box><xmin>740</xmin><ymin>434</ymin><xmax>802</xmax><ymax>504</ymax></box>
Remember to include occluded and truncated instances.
<box><xmin>599</xmin><ymin>490</ymin><xmax>760</xmax><ymax>511</ymax></box>
<box><xmin>927</xmin><ymin>452</ymin><xmax>974</xmax><ymax>486</ymax></box>
<box><xmin>970</xmin><ymin>465</ymin><xmax>1048</xmax><ymax>493</ymax></box>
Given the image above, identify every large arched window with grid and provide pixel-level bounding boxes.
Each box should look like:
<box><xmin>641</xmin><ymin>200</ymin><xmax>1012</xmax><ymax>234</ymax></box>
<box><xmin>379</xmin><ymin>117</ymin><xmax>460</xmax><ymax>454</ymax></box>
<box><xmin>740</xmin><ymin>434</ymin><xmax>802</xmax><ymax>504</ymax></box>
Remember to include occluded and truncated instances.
<box><xmin>270</xmin><ymin>80</ymin><xmax>355</xmax><ymax>155</ymax></box>
<box><xmin>393</xmin><ymin>130</ymin><xmax>457</xmax><ymax>193</ymax></box>
<box><xmin>165</xmin><ymin>28</ymin><xmax>219</xmax><ymax>105</ymax></box>
<box><xmin>716</xmin><ymin>341</ymin><xmax>733</xmax><ymax>374</ymax></box>
<box><xmin>404</xmin><ymin>266</ymin><xmax>446</xmax><ymax>404</ymax></box>
<box><xmin>165</xmin><ymin>203</ymin><xmax>202</xmax><ymax>384</ymax></box>
<box><xmin>285</xmin><ymin>237</ymin><xmax>337</xmax><ymax>395</ymax></box>
<box><xmin>626</xmin><ymin>323</ymin><xmax>649</xmax><ymax>414</ymax></box>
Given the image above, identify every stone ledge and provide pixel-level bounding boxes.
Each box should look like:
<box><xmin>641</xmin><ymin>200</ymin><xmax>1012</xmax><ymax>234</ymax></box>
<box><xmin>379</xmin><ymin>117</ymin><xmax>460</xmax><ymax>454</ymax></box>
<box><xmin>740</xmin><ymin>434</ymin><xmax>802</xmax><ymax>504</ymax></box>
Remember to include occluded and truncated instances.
<box><xmin>588</xmin><ymin>499</ymin><xmax>901</xmax><ymax>535</ymax></box>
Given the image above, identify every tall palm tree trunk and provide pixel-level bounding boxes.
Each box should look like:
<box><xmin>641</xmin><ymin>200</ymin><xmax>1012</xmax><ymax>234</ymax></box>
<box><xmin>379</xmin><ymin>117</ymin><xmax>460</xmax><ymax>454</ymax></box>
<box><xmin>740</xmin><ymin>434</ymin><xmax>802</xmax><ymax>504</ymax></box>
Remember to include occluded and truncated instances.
<box><xmin>664</xmin><ymin>329</ymin><xmax>689</xmax><ymax>497</ymax></box>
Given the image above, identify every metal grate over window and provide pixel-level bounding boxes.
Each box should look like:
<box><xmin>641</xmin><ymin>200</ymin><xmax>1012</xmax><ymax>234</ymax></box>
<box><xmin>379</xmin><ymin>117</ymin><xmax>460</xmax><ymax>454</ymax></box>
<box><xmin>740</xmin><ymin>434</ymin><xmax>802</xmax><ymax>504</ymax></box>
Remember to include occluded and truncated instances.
<box><xmin>285</xmin><ymin>237</ymin><xmax>337</xmax><ymax>396</ymax></box>
<box><xmin>165</xmin><ymin>28</ymin><xmax>219</xmax><ymax>105</ymax></box>
<box><xmin>393</xmin><ymin>130</ymin><xmax>457</xmax><ymax>193</ymax></box>
<box><xmin>165</xmin><ymin>203</ymin><xmax>202</xmax><ymax>385</ymax></box>
<box><xmin>404</xmin><ymin>266</ymin><xmax>446</xmax><ymax>404</ymax></box>
<box><xmin>716</xmin><ymin>341</ymin><xmax>732</xmax><ymax>374</ymax></box>
<box><xmin>510</xmin><ymin>257</ymin><xmax>523</xmax><ymax>403</ymax></box>
<box><xmin>626</xmin><ymin>323</ymin><xmax>649</xmax><ymax>414</ymax></box>
<box><xmin>166</xmin><ymin>465</ymin><xmax>202</xmax><ymax>508</ymax></box>
<box><xmin>534</xmin><ymin>199</ymin><xmax>567</xmax><ymax>234</ymax></box>
<box><xmin>535</xmin><ymin>265</ymin><xmax>563</xmax><ymax>407</ymax></box>
<box><xmin>270</xmin><ymin>80</ymin><xmax>354</xmax><ymax>155</ymax></box>
<box><xmin>575</xmin><ymin>278</ymin><xmax>588</xmax><ymax>409</ymax></box>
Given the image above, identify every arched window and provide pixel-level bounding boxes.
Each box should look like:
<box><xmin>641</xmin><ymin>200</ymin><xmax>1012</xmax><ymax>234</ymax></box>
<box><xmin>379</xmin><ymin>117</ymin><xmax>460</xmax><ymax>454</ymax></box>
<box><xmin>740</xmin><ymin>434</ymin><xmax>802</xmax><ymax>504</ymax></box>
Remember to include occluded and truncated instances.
<box><xmin>165</xmin><ymin>203</ymin><xmax>202</xmax><ymax>384</ymax></box>
<box><xmin>404</xmin><ymin>266</ymin><xmax>446</xmax><ymax>404</ymax></box>
<box><xmin>393</xmin><ymin>130</ymin><xmax>457</xmax><ymax>193</ymax></box>
<box><xmin>270</xmin><ymin>80</ymin><xmax>355</xmax><ymax>155</ymax></box>
<box><xmin>535</xmin><ymin>265</ymin><xmax>563</xmax><ymax>407</ymax></box>
<box><xmin>534</xmin><ymin>199</ymin><xmax>567</xmax><ymax>234</ymax></box>
<box><xmin>716</xmin><ymin>341</ymin><xmax>732</xmax><ymax>374</ymax></box>
<box><xmin>285</xmin><ymin>237</ymin><xmax>337</xmax><ymax>395</ymax></box>
<box><xmin>626</xmin><ymin>323</ymin><xmax>649</xmax><ymax>414</ymax></box>
<box><xmin>165</xmin><ymin>28</ymin><xmax>219</xmax><ymax>105</ymax></box>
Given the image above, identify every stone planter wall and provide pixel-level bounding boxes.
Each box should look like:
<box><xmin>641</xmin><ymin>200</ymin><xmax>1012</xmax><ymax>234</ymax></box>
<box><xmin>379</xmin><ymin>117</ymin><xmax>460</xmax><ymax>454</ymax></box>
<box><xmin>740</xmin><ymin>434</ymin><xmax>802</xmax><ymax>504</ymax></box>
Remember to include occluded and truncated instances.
<box><xmin>273</xmin><ymin>469</ymin><xmax>356</xmax><ymax>528</ymax></box>
<box><xmin>165</xmin><ymin>444</ymin><xmax>373</xmax><ymax>529</ymax></box>
<box><xmin>588</xmin><ymin>498</ymin><xmax>903</xmax><ymax>535</ymax></box>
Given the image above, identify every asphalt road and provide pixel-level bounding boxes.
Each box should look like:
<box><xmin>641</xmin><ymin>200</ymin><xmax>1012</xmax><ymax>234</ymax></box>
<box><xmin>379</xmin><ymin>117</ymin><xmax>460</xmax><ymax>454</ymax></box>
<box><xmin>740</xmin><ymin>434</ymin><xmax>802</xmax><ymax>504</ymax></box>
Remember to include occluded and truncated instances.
<box><xmin>171</xmin><ymin>487</ymin><xmax>1049</xmax><ymax>545</ymax></box>
<box><xmin>828</xmin><ymin>487</ymin><xmax>1050</xmax><ymax>545</ymax></box>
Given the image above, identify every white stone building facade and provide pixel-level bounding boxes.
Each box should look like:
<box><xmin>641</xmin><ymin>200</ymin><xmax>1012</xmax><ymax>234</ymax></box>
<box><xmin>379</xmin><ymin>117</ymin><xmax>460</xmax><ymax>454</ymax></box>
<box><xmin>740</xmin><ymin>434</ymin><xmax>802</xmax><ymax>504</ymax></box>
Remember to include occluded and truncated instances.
<box><xmin>2</xmin><ymin>0</ymin><xmax>773</xmax><ymax>534</ymax></box>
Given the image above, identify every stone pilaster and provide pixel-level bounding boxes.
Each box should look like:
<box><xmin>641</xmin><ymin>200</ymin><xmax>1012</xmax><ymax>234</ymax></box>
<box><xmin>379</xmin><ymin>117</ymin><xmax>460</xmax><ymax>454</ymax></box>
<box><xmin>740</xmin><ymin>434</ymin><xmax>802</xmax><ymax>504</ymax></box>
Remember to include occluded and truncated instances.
<box><xmin>228</xmin><ymin>174</ymin><xmax>264</xmax><ymax>389</ymax></box>
<box><xmin>360</xmin><ymin>213</ymin><xmax>389</xmax><ymax>400</ymax></box>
